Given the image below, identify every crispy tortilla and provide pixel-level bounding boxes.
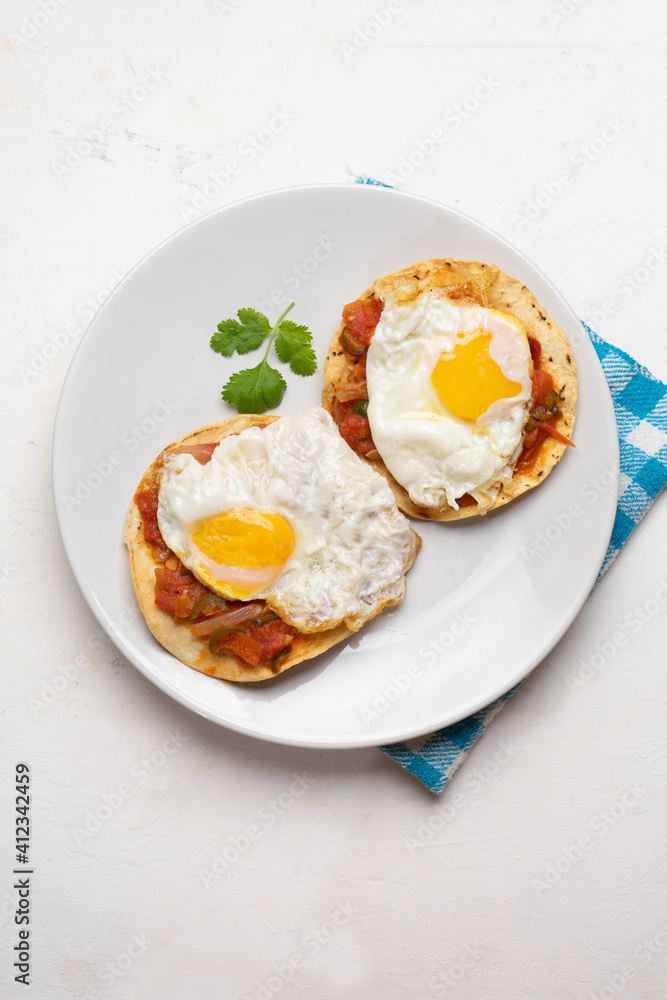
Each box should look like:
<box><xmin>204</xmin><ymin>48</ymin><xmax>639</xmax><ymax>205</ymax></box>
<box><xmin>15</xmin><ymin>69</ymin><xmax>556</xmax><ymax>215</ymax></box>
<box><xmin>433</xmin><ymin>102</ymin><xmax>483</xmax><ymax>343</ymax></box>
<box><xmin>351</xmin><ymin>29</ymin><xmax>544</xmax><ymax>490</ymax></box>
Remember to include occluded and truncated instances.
<box><xmin>125</xmin><ymin>416</ymin><xmax>353</xmax><ymax>682</ymax></box>
<box><xmin>322</xmin><ymin>258</ymin><xmax>577</xmax><ymax>521</ymax></box>
<box><xmin>125</xmin><ymin>415</ymin><xmax>416</xmax><ymax>682</ymax></box>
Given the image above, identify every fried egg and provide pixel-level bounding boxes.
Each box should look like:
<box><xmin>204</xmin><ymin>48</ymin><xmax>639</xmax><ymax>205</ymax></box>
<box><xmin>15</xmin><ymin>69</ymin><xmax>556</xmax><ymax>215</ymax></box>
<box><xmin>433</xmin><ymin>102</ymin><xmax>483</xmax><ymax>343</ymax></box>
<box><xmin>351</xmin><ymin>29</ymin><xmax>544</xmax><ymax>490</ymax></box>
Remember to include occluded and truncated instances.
<box><xmin>157</xmin><ymin>408</ymin><xmax>419</xmax><ymax>633</ymax></box>
<box><xmin>366</xmin><ymin>294</ymin><xmax>532</xmax><ymax>512</ymax></box>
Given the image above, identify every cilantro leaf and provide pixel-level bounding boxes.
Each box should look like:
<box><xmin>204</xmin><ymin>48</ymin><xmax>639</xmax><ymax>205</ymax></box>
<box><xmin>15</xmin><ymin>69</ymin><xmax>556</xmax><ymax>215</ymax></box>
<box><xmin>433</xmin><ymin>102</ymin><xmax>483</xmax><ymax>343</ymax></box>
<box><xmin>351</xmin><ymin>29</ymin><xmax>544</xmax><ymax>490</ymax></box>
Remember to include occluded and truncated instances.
<box><xmin>221</xmin><ymin>362</ymin><xmax>287</xmax><ymax>414</ymax></box>
<box><xmin>212</xmin><ymin>301</ymin><xmax>317</xmax><ymax>414</ymax></box>
<box><xmin>210</xmin><ymin>308</ymin><xmax>271</xmax><ymax>356</ymax></box>
<box><xmin>236</xmin><ymin>308</ymin><xmax>272</xmax><ymax>337</ymax></box>
<box><xmin>274</xmin><ymin>320</ymin><xmax>318</xmax><ymax>376</ymax></box>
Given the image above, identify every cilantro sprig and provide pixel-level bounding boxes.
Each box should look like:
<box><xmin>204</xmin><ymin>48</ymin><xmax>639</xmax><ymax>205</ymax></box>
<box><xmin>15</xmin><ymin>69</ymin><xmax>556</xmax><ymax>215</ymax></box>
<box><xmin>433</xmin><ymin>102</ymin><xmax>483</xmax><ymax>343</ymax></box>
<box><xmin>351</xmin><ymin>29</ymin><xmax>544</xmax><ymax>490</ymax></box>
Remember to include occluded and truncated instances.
<box><xmin>211</xmin><ymin>302</ymin><xmax>317</xmax><ymax>414</ymax></box>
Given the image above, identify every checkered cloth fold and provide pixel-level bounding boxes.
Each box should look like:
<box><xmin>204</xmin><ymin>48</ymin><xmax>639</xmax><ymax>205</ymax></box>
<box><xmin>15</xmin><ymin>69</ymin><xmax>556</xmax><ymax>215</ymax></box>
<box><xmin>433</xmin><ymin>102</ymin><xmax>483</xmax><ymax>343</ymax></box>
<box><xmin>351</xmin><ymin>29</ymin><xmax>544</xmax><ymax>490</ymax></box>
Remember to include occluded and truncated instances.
<box><xmin>378</xmin><ymin>329</ymin><xmax>667</xmax><ymax>793</ymax></box>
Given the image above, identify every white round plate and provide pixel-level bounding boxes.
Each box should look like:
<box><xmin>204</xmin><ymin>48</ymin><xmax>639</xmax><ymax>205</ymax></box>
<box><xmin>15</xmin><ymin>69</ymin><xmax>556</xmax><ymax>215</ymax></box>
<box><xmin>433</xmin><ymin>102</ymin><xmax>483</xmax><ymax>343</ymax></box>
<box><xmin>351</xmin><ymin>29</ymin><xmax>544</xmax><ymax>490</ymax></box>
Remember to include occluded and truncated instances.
<box><xmin>53</xmin><ymin>184</ymin><xmax>618</xmax><ymax>749</ymax></box>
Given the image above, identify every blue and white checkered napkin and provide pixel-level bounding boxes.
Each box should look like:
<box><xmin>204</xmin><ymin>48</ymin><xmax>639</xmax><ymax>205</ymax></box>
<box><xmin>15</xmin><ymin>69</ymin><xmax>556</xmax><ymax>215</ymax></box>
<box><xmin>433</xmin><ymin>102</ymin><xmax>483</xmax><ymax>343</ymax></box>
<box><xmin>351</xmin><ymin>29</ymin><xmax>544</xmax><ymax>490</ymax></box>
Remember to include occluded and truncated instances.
<box><xmin>378</xmin><ymin>327</ymin><xmax>667</xmax><ymax>793</ymax></box>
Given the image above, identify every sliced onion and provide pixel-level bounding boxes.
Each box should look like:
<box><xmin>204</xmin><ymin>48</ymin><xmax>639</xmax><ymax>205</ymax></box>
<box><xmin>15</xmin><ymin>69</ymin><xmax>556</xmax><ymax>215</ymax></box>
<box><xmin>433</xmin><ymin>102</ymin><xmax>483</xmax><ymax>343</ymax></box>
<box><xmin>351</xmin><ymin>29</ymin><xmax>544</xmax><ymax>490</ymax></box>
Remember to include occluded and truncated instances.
<box><xmin>335</xmin><ymin>380</ymin><xmax>368</xmax><ymax>402</ymax></box>
<box><xmin>332</xmin><ymin>396</ymin><xmax>345</xmax><ymax>426</ymax></box>
<box><xmin>542</xmin><ymin>424</ymin><xmax>575</xmax><ymax>447</ymax></box>
<box><xmin>190</xmin><ymin>602</ymin><xmax>265</xmax><ymax>638</ymax></box>
<box><xmin>167</xmin><ymin>443</ymin><xmax>218</xmax><ymax>465</ymax></box>
<box><xmin>174</xmin><ymin>591</ymin><xmax>194</xmax><ymax>619</ymax></box>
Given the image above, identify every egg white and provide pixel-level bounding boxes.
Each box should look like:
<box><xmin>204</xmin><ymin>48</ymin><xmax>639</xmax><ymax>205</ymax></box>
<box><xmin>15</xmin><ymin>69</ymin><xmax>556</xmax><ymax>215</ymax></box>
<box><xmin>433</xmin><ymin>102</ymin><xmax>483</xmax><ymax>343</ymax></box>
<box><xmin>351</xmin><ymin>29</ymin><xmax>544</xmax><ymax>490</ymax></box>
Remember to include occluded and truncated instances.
<box><xmin>366</xmin><ymin>294</ymin><xmax>531</xmax><ymax>512</ymax></box>
<box><xmin>157</xmin><ymin>408</ymin><xmax>418</xmax><ymax>633</ymax></box>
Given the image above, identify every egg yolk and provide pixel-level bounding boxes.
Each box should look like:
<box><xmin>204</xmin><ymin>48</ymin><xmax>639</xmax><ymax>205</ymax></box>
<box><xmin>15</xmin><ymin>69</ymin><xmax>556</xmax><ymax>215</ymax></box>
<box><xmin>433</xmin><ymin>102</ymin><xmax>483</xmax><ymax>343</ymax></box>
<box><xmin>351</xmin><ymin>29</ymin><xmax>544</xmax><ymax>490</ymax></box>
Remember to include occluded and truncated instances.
<box><xmin>191</xmin><ymin>508</ymin><xmax>294</xmax><ymax>598</ymax></box>
<box><xmin>431</xmin><ymin>331</ymin><xmax>522</xmax><ymax>421</ymax></box>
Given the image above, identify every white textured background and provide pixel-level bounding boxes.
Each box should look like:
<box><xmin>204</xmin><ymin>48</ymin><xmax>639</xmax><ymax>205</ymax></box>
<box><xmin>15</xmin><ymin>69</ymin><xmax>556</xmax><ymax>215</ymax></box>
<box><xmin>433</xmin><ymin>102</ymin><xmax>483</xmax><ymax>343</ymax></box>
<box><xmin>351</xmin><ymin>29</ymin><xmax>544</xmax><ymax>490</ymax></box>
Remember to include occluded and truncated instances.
<box><xmin>2</xmin><ymin>1</ymin><xmax>667</xmax><ymax>998</ymax></box>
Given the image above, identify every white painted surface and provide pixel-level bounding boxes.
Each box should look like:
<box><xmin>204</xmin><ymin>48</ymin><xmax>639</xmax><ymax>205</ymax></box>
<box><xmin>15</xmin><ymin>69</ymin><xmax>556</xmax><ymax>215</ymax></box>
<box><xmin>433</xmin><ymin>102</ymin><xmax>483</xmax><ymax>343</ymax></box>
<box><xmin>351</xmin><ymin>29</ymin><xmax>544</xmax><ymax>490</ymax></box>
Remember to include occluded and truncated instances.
<box><xmin>2</xmin><ymin>1</ymin><xmax>667</xmax><ymax>997</ymax></box>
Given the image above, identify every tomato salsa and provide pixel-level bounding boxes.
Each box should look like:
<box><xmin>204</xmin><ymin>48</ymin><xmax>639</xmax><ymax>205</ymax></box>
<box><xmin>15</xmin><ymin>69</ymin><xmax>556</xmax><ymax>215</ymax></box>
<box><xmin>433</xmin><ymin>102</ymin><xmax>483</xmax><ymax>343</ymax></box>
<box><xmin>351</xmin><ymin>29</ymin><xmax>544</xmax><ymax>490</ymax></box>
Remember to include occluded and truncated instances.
<box><xmin>331</xmin><ymin>301</ymin><xmax>573</xmax><ymax>494</ymax></box>
<box><xmin>333</xmin><ymin>297</ymin><xmax>382</xmax><ymax>456</ymax></box>
<box><xmin>517</xmin><ymin>337</ymin><xmax>574</xmax><ymax>473</ymax></box>
<box><xmin>135</xmin><ymin>445</ymin><xmax>295</xmax><ymax>672</ymax></box>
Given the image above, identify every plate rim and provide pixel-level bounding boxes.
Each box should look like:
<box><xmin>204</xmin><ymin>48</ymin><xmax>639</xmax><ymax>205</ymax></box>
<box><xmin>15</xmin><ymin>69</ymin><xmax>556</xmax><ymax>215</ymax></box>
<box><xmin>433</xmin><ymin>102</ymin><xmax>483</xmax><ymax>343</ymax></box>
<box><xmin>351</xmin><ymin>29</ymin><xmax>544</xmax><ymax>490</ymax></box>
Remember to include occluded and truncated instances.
<box><xmin>52</xmin><ymin>182</ymin><xmax>619</xmax><ymax>749</ymax></box>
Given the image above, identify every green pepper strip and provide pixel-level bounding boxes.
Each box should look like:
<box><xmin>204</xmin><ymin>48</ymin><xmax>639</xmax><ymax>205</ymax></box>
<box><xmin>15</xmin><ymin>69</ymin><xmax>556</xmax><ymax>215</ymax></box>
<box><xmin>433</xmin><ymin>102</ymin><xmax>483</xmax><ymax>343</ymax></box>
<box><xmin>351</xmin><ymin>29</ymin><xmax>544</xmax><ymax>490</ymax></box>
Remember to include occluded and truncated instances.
<box><xmin>249</xmin><ymin>612</ymin><xmax>280</xmax><ymax>626</ymax></box>
<box><xmin>190</xmin><ymin>592</ymin><xmax>228</xmax><ymax>621</ymax></box>
<box><xmin>208</xmin><ymin>625</ymin><xmax>244</xmax><ymax>655</ymax></box>
<box><xmin>341</xmin><ymin>327</ymin><xmax>367</xmax><ymax>356</ymax></box>
<box><xmin>270</xmin><ymin>644</ymin><xmax>292</xmax><ymax>674</ymax></box>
